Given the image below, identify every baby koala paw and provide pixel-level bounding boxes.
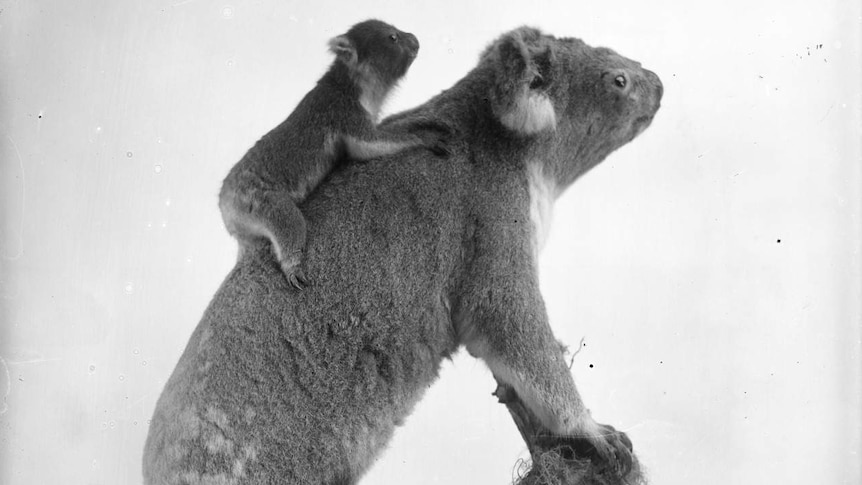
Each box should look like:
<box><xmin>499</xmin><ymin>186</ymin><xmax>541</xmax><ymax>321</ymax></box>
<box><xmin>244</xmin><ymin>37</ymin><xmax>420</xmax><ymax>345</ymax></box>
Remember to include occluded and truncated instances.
<box><xmin>278</xmin><ymin>255</ymin><xmax>309</xmax><ymax>290</ymax></box>
<box><xmin>417</xmin><ymin>130</ymin><xmax>451</xmax><ymax>157</ymax></box>
<box><xmin>285</xmin><ymin>268</ymin><xmax>308</xmax><ymax>290</ymax></box>
<box><xmin>429</xmin><ymin>138</ymin><xmax>451</xmax><ymax>157</ymax></box>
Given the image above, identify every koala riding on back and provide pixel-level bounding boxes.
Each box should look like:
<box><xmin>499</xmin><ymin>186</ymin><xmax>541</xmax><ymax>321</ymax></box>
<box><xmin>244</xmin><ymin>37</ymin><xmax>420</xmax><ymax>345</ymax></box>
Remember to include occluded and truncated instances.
<box><xmin>219</xmin><ymin>19</ymin><xmax>436</xmax><ymax>289</ymax></box>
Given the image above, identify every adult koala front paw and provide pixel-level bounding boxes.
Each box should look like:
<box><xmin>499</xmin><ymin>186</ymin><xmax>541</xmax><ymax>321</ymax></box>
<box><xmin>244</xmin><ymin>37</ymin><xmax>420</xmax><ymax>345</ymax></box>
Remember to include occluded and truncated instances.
<box><xmin>537</xmin><ymin>422</ymin><xmax>633</xmax><ymax>478</ymax></box>
<box><xmin>577</xmin><ymin>423</ymin><xmax>634</xmax><ymax>478</ymax></box>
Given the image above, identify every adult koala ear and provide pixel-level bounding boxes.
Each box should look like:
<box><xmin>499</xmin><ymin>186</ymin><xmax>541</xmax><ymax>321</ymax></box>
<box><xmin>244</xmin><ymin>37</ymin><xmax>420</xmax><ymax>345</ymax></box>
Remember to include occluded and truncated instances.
<box><xmin>328</xmin><ymin>35</ymin><xmax>358</xmax><ymax>69</ymax></box>
<box><xmin>487</xmin><ymin>27</ymin><xmax>557</xmax><ymax>136</ymax></box>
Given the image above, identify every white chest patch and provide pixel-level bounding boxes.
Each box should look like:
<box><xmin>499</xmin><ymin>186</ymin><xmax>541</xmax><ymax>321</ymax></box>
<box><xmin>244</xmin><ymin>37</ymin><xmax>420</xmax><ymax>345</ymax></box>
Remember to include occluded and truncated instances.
<box><xmin>359</xmin><ymin>93</ymin><xmax>380</xmax><ymax>123</ymax></box>
<box><xmin>527</xmin><ymin>162</ymin><xmax>556</xmax><ymax>254</ymax></box>
<box><xmin>357</xmin><ymin>67</ymin><xmax>387</xmax><ymax>123</ymax></box>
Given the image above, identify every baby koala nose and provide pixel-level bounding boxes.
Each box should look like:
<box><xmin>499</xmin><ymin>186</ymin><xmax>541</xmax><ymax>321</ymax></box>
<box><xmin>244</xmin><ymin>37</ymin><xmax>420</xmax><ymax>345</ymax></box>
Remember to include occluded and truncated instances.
<box><xmin>404</xmin><ymin>32</ymin><xmax>420</xmax><ymax>55</ymax></box>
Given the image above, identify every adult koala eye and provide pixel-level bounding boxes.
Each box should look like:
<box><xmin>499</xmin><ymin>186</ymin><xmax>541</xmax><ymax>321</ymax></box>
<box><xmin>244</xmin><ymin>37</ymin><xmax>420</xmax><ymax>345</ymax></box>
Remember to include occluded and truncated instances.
<box><xmin>614</xmin><ymin>74</ymin><xmax>627</xmax><ymax>89</ymax></box>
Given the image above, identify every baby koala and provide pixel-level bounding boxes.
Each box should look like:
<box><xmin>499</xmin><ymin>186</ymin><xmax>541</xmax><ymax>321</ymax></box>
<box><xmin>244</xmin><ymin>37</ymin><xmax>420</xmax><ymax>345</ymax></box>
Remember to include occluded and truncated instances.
<box><xmin>220</xmin><ymin>19</ymin><xmax>435</xmax><ymax>289</ymax></box>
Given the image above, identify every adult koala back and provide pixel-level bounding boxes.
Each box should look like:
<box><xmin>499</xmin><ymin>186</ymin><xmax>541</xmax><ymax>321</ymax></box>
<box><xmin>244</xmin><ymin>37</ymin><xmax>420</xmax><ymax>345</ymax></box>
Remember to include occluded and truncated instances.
<box><xmin>144</xmin><ymin>27</ymin><xmax>662</xmax><ymax>485</ymax></box>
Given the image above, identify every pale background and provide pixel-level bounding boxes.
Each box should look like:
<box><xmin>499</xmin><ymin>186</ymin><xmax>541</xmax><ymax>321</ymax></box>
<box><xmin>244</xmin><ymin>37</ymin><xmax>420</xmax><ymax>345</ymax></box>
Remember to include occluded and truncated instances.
<box><xmin>1</xmin><ymin>1</ymin><xmax>860</xmax><ymax>484</ymax></box>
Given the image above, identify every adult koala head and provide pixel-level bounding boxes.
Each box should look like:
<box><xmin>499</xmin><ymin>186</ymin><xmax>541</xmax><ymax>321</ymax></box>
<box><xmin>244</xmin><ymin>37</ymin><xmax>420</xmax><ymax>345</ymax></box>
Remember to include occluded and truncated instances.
<box><xmin>479</xmin><ymin>26</ymin><xmax>662</xmax><ymax>181</ymax></box>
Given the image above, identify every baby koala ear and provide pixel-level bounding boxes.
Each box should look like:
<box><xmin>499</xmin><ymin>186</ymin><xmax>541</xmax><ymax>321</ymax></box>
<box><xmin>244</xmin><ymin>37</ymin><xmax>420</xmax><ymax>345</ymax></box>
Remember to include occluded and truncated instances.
<box><xmin>487</xmin><ymin>27</ymin><xmax>557</xmax><ymax>136</ymax></box>
<box><xmin>328</xmin><ymin>35</ymin><xmax>358</xmax><ymax>68</ymax></box>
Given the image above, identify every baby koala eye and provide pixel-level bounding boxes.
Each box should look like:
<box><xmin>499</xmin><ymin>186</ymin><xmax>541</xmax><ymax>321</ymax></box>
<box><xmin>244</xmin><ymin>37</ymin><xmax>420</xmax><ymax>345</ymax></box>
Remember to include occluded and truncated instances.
<box><xmin>613</xmin><ymin>74</ymin><xmax>627</xmax><ymax>89</ymax></box>
<box><xmin>389</xmin><ymin>33</ymin><xmax>399</xmax><ymax>42</ymax></box>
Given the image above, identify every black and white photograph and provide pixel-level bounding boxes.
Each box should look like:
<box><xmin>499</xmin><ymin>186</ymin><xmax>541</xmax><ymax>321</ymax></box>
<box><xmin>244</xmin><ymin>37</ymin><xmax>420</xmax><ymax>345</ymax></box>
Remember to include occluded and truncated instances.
<box><xmin>1</xmin><ymin>1</ymin><xmax>860</xmax><ymax>484</ymax></box>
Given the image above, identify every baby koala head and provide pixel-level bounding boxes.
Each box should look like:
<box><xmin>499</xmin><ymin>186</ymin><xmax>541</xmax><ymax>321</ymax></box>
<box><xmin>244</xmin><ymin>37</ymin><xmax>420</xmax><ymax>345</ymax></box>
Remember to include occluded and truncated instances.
<box><xmin>329</xmin><ymin>19</ymin><xmax>420</xmax><ymax>119</ymax></box>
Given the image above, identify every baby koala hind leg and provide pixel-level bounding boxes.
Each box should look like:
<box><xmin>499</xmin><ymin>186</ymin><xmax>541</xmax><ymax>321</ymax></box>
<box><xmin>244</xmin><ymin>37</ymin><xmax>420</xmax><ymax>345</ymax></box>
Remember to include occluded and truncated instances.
<box><xmin>271</xmin><ymin>200</ymin><xmax>309</xmax><ymax>290</ymax></box>
<box><xmin>237</xmin><ymin>192</ymin><xmax>310</xmax><ymax>289</ymax></box>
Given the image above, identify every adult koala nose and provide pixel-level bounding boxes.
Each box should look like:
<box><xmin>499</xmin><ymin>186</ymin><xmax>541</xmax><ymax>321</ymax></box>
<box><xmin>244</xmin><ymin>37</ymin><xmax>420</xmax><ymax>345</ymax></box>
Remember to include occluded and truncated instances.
<box><xmin>629</xmin><ymin>67</ymin><xmax>662</xmax><ymax>135</ymax></box>
<box><xmin>643</xmin><ymin>68</ymin><xmax>663</xmax><ymax>108</ymax></box>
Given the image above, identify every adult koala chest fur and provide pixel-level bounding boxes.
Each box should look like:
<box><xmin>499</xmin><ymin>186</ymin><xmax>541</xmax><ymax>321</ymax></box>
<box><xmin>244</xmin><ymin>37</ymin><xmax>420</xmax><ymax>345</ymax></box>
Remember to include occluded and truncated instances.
<box><xmin>144</xmin><ymin>26</ymin><xmax>662</xmax><ymax>485</ymax></box>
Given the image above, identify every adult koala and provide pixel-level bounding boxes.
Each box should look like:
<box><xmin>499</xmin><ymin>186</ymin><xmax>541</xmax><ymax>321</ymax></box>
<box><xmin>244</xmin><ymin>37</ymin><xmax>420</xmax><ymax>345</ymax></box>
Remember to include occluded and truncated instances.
<box><xmin>144</xmin><ymin>26</ymin><xmax>662</xmax><ymax>485</ymax></box>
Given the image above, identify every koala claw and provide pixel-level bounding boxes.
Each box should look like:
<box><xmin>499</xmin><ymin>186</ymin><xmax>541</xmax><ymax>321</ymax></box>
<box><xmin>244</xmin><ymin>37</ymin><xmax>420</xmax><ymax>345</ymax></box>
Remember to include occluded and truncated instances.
<box><xmin>559</xmin><ymin>423</ymin><xmax>632</xmax><ymax>478</ymax></box>
<box><xmin>429</xmin><ymin>140</ymin><xmax>451</xmax><ymax>157</ymax></box>
<box><xmin>279</xmin><ymin>257</ymin><xmax>308</xmax><ymax>290</ymax></box>
<box><xmin>592</xmin><ymin>424</ymin><xmax>634</xmax><ymax>477</ymax></box>
<box><xmin>286</xmin><ymin>270</ymin><xmax>308</xmax><ymax>290</ymax></box>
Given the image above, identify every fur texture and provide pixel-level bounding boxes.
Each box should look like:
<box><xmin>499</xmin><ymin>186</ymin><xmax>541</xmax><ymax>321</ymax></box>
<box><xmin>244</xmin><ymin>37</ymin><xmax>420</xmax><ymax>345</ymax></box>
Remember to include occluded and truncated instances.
<box><xmin>145</xmin><ymin>26</ymin><xmax>662</xmax><ymax>484</ymax></box>
<box><xmin>219</xmin><ymin>19</ymin><xmax>426</xmax><ymax>289</ymax></box>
